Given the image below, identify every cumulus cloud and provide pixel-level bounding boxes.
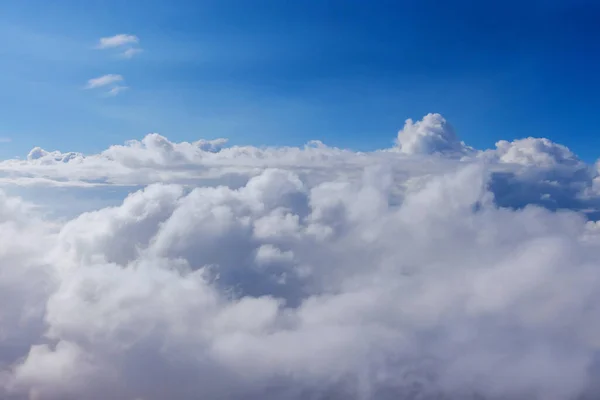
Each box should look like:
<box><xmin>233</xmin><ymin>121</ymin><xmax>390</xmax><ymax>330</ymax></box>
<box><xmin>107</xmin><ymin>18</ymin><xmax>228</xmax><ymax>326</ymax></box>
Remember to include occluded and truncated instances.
<box><xmin>3</xmin><ymin>113</ymin><xmax>598</xmax><ymax>216</ymax></box>
<box><xmin>395</xmin><ymin>113</ymin><xmax>474</xmax><ymax>156</ymax></box>
<box><xmin>486</xmin><ymin>137</ymin><xmax>581</xmax><ymax>167</ymax></box>
<box><xmin>1</xmin><ymin>114</ymin><xmax>600</xmax><ymax>399</ymax></box>
<box><xmin>27</xmin><ymin>147</ymin><xmax>83</xmax><ymax>163</ymax></box>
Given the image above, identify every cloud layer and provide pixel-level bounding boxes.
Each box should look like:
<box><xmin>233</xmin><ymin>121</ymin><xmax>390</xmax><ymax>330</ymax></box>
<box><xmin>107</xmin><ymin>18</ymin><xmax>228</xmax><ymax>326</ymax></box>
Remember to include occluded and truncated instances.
<box><xmin>1</xmin><ymin>114</ymin><xmax>600</xmax><ymax>399</ymax></box>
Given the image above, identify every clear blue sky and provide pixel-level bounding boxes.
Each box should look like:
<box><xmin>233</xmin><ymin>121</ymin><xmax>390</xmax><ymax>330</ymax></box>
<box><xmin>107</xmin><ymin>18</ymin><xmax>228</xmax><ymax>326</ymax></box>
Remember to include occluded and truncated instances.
<box><xmin>1</xmin><ymin>0</ymin><xmax>599</xmax><ymax>160</ymax></box>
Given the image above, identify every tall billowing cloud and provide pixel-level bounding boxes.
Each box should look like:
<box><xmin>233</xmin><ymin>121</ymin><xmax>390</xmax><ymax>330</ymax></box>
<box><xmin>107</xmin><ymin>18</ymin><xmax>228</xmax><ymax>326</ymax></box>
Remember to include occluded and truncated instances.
<box><xmin>395</xmin><ymin>113</ymin><xmax>473</xmax><ymax>156</ymax></box>
<box><xmin>1</xmin><ymin>114</ymin><xmax>600</xmax><ymax>399</ymax></box>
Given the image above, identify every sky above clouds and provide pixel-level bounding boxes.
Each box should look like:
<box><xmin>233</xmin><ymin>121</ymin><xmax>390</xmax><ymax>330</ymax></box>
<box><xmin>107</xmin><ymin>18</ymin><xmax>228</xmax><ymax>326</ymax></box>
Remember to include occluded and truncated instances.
<box><xmin>0</xmin><ymin>0</ymin><xmax>599</xmax><ymax>159</ymax></box>
<box><xmin>2</xmin><ymin>1</ymin><xmax>600</xmax><ymax>399</ymax></box>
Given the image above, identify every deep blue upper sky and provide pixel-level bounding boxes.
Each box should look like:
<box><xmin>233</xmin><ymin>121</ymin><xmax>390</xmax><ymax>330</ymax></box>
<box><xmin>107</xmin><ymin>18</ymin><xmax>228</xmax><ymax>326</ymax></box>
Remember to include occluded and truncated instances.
<box><xmin>1</xmin><ymin>0</ymin><xmax>599</xmax><ymax>160</ymax></box>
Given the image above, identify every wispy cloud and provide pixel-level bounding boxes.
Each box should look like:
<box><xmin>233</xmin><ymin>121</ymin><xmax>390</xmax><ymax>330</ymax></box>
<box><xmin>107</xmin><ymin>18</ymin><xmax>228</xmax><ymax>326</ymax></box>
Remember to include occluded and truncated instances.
<box><xmin>92</xmin><ymin>34</ymin><xmax>140</xmax><ymax>95</ymax></box>
<box><xmin>0</xmin><ymin>137</ymin><xmax>11</xmax><ymax>143</ymax></box>
<box><xmin>96</xmin><ymin>33</ymin><xmax>142</xmax><ymax>58</ymax></box>
<box><xmin>106</xmin><ymin>85</ymin><xmax>128</xmax><ymax>96</ymax></box>
<box><xmin>96</xmin><ymin>34</ymin><xmax>139</xmax><ymax>49</ymax></box>
<box><xmin>85</xmin><ymin>75</ymin><xmax>127</xmax><ymax>96</ymax></box>
<box><xmin>121</xmin><ymin>48</ymin><xmax>143</xmax><ymax>59</ymax></box>
<box><xmin>85</xmin><ymin>74</ymin><xmax>124</xmax><ymax>89</ymax></box>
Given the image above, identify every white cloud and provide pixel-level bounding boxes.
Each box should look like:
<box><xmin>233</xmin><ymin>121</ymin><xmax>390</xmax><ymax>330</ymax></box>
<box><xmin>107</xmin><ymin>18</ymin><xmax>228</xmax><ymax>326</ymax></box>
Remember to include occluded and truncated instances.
<box><xmin>85</xmin><ymin>75</ymin><xmax>128</xmax><ymax>96</ymax></box>
<box><xmin>106</xmin><ymin>85</ymin><xmax>128</xmax><ymax>96</ymax></box>
<box><xmin>488</xmin><ymin>137</ymin><xmax>581</xmax><ymax>167</ymax></box>
<box><xmin>255</xmin><ymin>244</ymin><xmax>295</xmax><ymax>266</ymax></box>
<box><xmin>0</xmin><ymin>114</ymin><xmax>600</xmax><ymax>398</ymax></box>
<box><xmin>2</xmin><ymin>114</ymin><xmax>597</xmax><ymax>217</ymax></box>
<box><xmin>395</xmin><ymin>113</ymin><xmax>474</xmax><ymax>156</ymax></box>
<box><xmin>97</xmin><ymin>34</ymin><xmax>139</xmax><ymax>49</ymax></box>
<box><xmin>121</xmin><ymin>48</ymin><xmax>143</xmax><ymax>59</ymax></box>
<box><xmin>85</xmin><ymin>74</ymin><xmax>124</xmax><ymax>89</ymax></box>
<box><xmin>96</xmin><ymin>34</ymin><xmax>143</xmax><ymax>59</ymax></box>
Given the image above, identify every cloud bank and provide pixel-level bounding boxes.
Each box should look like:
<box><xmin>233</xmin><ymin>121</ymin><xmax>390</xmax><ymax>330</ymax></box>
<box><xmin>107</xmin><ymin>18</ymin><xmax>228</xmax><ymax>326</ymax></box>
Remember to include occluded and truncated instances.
<box><xmin>1</xmin><ymin>114</ymin><xmax>600</xmax><ymax>399</ymax></box>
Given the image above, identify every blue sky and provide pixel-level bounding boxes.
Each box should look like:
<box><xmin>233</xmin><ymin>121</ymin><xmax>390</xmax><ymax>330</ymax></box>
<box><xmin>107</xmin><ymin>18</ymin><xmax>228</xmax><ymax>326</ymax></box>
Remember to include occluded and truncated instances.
<box><xmin>1</xmin><ymin>0</ymin><xmax>599</xmax><ymax>160</ymax></box>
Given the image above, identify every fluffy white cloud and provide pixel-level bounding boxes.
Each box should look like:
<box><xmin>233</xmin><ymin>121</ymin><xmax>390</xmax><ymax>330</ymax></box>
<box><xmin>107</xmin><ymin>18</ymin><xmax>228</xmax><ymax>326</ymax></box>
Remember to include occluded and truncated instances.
<box><xmin>3</xmin><ymin>113</ymin><xmax>598</xmax><ymax>217</ymax></box>
<box><xmin>1</xmin><ymin>114</ymin><xmax>600</xmax><ymax>399</ymax></box>
<box><xmin>27</xmin><ymin>147</ymin><xmax>83</xmax><ymax>163</ymax></box>
<box><xmin>486</xmin><ymin>137</ymin><xmax>581</xmax><ymax>167</ymax></box>
<box><xmin>395</xmin><ymin>113</ymin><xmax>474</xmax><ymax>156</ymax></box>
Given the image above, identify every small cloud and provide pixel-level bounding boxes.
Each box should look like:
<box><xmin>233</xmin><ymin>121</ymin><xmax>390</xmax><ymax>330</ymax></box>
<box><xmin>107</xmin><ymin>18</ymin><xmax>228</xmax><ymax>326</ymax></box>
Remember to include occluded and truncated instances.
<box><xmin>96</xmin><ymin>34</ymin><xmax>143</xmax><ymax>58</ymax></box>
<box><xmin>121</xmin><ymin>48</ymin><xmax>143</xmax><ymax>59</ymax></box>
<box><xmin>0</xmin><ymin>137</ymin><xmax>11</xmax><ymax>143</ymax></box>
<box><xmin>85</xmin><ymin>75</ymin><xmax>127</xmax><ymax>96</ymax></box>
<box><xmin>97</xmin><ymin>34</ymin><xmax>139</xmax><ymax>49</ymax></box>
<box><xmin>106</xmin><ymin>85</ymin><xmax>128</xmax><ymax>97</ymax></box>
<box><xmin>85</xmin><ymin>74</ymin><xmax>124</xmax><ymax>89</ymax></box>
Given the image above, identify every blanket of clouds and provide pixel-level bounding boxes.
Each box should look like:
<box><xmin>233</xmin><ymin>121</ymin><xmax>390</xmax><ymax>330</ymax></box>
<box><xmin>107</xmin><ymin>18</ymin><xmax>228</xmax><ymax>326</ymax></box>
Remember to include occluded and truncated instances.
<box><xmin>2</xmin><ymin>113</ymin><xmax>600</xmax><ymax>399</ymax></box>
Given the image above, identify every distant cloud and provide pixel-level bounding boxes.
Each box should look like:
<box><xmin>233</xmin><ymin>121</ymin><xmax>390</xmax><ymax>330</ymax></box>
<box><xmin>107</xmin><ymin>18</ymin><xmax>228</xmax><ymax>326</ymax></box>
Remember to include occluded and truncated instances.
<box><xmin>92</xmin><ymin>34</ymin><xmax>140</xmax><ymax>95</ymax></box>
<box><xmin>488</xmin><ymin>137</ymin><xmax>581</xmax><ymax>167</ymax></box>
<box><xmin>85</xmin><ymin>74</ymin><xmax>123</xmax><ymax>89</ymax></box>
<box><xmin>106</xmin><ymin>85</ymin><xmax>129</xmax><ymax>96</ymax></box>
<box><xmin>121</xmin><ymin>48</ymin><xmax>143</xmax><ymax>59</ymax></box>
<box><xmin>85</xmin><ymin>74</ymin><xmax>127</xmax><ymax>96</ymax></box>
<box><xmin>0</xmin><ymin>137</ymin><xmax>11</xmax><ymax>143</ymax></box>
<box><xmin>395</xmin><ymin>113</ymin><xmax>474</xmax><ymax>157</ymax></box>
<box><xmin>96</xmin><ymin>33</ymin><xmax>143</xmax><ymax>58</ymax></box>
<box><xmin>97</xmin><ymin>34</ymin><xmax>139</xmax><ymax>49</ymax></box>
